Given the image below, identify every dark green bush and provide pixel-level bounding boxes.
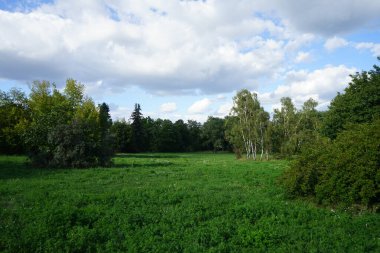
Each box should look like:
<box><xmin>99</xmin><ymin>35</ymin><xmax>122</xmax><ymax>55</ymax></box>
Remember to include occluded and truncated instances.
<box><xmin>48</xmin><ymin>121</ymin><xmax>99</xmax><ymax>168</ymax></box>
<box><xmin>281</xmin><ymin>120</ymin><xmax>380</xmax><ymax>207</ymax></box>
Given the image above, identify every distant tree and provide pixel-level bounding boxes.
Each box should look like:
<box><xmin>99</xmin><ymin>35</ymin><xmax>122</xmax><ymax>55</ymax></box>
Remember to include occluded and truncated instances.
<box><xmin>229</xmin><ymin>89</ymin><xmax>269</xmax><ymax>159</ymax></box>
<box><xmin>0</xmin><ymin>88</ymin><xmax>30</xmax><ymax>154</ymax></box>
<box><xmin>156</xmin><ymin>119</ymin><xmax>179</xmax><ymax>152</ymax></box>
<box><xmin>98</xmin><ymin>103</ymin><xmax>112</xmax><ymax>133</ymax></box>
<box><xmin>130</xmin><ymin>103</ymin><xmax>145</xmax><ymax>152</ymax></box>
<box><xmin>322</xmin><ymin>60</ymin><xmax>380</xmax><ymax>139</ymax></box>
<box><xmin>201</xmin><ymin>116</ymin><xmax>227</xmax><ymax>152</ymax></box>
<box><xmin>174</xmin><ymin>119</ymin><xmax>190</xmax><ymax>152</ymax></box>
<box><xmin>296</xmin><ymin>98</ymin><xmax>323</xmax><ymax>149</ymax></box>
<box><xmin>272</xmin><ymin>97</ymin><xmax>300</xmax><ymax>156</ymax></box>
<box><xmin>98</xmin><ymin>103</ymin><xmax>113</xmax><ymax>166</ymax></box>
<box><xmin>111</xmin><ymin>119</ymin><xmax>131</xmax><ymax>152</ymax></box>
<box><xmin>187</xmin><ymin>120</ymin><xmax>202</xmax><ymax>151</ymax></box>
<box><xmin>225</xmin><ymin>115</ymin><xmax>243</xmax><ymax>158</ymax></box>
<box><xmin>257</xmin><ymin>109</ymin><xmax>270</xmax><ymax>160</ymax></box>
<box><xmin>142</xmin><ymin>116</ymin><xmax>156</xmax><ymax>151</ymax></box>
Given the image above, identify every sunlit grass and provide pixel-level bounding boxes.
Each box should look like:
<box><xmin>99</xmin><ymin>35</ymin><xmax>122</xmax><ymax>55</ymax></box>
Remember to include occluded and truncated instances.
<box><xmin>0</xmin><ymin>153</ymin><xmax>379</xmax><ymax>252</ymax></box>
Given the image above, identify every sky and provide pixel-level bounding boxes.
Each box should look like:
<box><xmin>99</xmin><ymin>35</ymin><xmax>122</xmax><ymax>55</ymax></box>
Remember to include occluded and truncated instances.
<box><xmin>0</xmin><ymin>0</ymin><xmax>379</xmax><ymax>122</ymax></box>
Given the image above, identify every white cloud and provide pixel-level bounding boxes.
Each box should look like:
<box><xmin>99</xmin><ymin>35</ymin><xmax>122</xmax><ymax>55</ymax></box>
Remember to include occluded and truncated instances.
<box><xmin>295</xmin><ymin>51</ymin><xmax>311</xmax><ymax>63</ymax></box>
<box><xmin>324</xmin><ymin>37</ymin><xmax>348</xmax><ymax>51</ymax></box>
<box><xmin>188</xmin><ymin>98</ymin><xmax>212</xmax><ymax>114</ymax></box>
<box><xmin>110</xmin><ymin>106</ymin><xmax>132</xmax><ymax>121</ymax></box>
<box><xmin>184</xmin><ymin>114</ymin><xmax>209</xmax><ymax>123</ymax></box>
<box><xmin>160</xmin><ymin>102</ymin><xmax>177</xmax><ymax>113</ymax></box>
<box><xmin>259</xmin><ymin>65</ymin><xmax>356</xmax><ymax>108</ymax></box>
<box><xmin>0</xmin><ymin>0</ymin><xmax>312</xmax><ymax>96</ymax></box>
<box><xmin>0</xmin><ymin>0</ymin><xmax>377</xmax><ymax>119</ymax></box>
<box><xmin>216</xmin><ymin>103</ymin><xmax>232</xmax><ymax>116</ymax></box>
<box><xmin>355</xmin><ymin>42</ymin><xmax>380</xmax><ymax>57</ymax></box>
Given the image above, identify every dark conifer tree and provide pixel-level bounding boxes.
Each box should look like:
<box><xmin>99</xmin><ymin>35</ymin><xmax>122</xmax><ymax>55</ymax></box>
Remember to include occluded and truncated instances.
<box><xmin>130</xmin><ymin>103</ymin><xmax>145</xmax><ymax>152</ymax></box>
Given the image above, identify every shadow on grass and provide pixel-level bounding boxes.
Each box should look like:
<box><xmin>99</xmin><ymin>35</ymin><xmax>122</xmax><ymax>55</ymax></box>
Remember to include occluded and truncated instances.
<box><xmin>0</xmin><ymin>156</ymin><xmax>57</xmax><ymax>180</ymax></box>
<box><xmin>115</xmin><ymin>154</ymin><xmax>182</xmax><ymax>159</ymax></box>
<box><xmin>0</xmin><ymin>154</ymin><xmax>177</xmax><ymax>180</ymax></box>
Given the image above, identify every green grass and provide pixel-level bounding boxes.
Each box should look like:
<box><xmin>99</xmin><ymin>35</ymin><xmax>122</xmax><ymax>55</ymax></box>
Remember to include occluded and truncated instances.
<box><xmin>0</xmin><ymin>153</ymin><xmax>379</xmax><ymax>252</ymax></box>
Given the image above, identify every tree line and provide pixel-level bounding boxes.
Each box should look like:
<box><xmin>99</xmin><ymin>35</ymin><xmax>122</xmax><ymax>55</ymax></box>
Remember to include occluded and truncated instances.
<box><xmin>0</xmin><ymin>79</ymin><xmax>323</xmax><ymax>165</ymax></box>
<box><xmin>111</xmin><ymin>105</ymin><xmax>229</xmax><ymax>153</ymax></box>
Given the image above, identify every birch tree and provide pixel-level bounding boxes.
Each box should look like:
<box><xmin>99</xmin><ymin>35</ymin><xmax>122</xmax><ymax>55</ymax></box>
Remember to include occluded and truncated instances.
<box><xmin>230</xmin><ymin>89</ymin><xmax>269</xmax><ymax>160</ymax></box>
<box><xmin>272</xmin><ymin>97</ymin><xmax>299</xmax><ymax>155</ymax></box>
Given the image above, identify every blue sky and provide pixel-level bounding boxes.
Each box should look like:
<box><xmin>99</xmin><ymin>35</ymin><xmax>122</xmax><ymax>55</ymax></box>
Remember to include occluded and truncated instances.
<box><xmin>0</xmin><ymin>0</ymin><xmax>379</xmax><ymax>122</ymax></box>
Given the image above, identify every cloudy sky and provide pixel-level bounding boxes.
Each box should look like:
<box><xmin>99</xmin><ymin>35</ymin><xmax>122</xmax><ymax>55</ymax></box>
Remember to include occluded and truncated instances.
<box><xmin>1</xmin><ymin>0</ymin><xmax>379</xmax><ymax>122</ymax></box>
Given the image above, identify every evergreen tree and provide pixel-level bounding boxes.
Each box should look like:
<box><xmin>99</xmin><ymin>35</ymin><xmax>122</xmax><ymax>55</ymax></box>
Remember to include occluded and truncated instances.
<box><xmin>98</xmin><ymin>103</ymin><xmax>113</xmax><ymax>166</ymax></box>
<box><xmin>130</xmin><ymin>103</ymin><xmax>145</xmax><ymax>152</ymax></box>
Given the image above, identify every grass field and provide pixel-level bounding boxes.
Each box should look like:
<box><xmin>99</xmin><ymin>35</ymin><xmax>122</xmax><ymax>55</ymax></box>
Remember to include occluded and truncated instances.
<box><xmin>0</xmin><ymin>153</ymin><xmax>379</xmax><ymax>252</ymax></box>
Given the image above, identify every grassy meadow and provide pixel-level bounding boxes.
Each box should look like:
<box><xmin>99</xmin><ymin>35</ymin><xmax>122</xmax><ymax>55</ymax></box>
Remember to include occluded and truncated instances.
<box><xmin>0</xmin><ymin>153</ymin><xmax>379</xmax><ymax>252</ymax></box>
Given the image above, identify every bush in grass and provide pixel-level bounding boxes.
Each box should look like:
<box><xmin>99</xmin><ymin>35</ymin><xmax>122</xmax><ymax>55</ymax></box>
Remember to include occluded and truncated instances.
<box><xmin>315</xmin><ymin>120</ymin><xmax>380</xmax><ymax>206</ymax></box>
<box><xmin>280</xmin><ymin>135</ymin><xmax>331</xmax><ymax>197</ymax></box>
<box><xmin>25</xmin><ymin>80</ymin><xmax>114</xmax><ymax>168</ymax></box>
<box><xmin>48</xmin><ymin>121</ymin><xmax>99</xmax><ymax>168</ymax></box>
<box><xmin>281</xmin><ymin>120</ymin><xmax>380</xmax><ymax>207</ymax></box>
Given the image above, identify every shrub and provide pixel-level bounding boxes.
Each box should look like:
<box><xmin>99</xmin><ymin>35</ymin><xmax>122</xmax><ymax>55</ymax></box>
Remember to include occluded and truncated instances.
<box><xmin>281</xmin><ymin>120</ymin><xmax>380</xmax><ymax>207</ymax></box>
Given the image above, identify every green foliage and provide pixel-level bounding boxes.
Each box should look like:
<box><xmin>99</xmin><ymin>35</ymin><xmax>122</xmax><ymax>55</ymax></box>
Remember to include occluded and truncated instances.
<box><xmin>229</xmin><ymin>89</ymin><xmax>269</xmax><ymax>159</ymax></box>
<box><xmin>272</xmin><ymin>97</ymin><xmax>299</xmax><ymax>156</ymax></box>
<box><xmin>48</xmin><ymin>121</ymin><xmax>99</xmax><ymax>168</ymax></box>
<box><xmin>187</xmin><ymin>120</ymin><xmax>202</xmax><ymax>151</ymax></box>
<box><xmin>25</xmin><ymin>79</ymin><xmax>114</xmax><ymax>168</ymax></box>
<box><xmin>322</xmin><ymin>61</ymin><xmax>380</xmax><ymax>139</ymax></box>
<box><xmin>98</xmin><ymin>103</ymin><xmax>114</xmax><ymax>166</ymax></box>
<box><xmin>130</xmin><ymin>103</ymin><xmax>145</xmax><ymax>152</ymax></box>
<box><xmin>0</xmin><ymin>154</ymin><xmax>379</xmax><ymax>252</ymax></box>
<box><xmin>0</xmin><ymin>88</ymin><xmax>30</xmax><ymax>154</ymax></box>
<box><xmin>225</xmin><ymin>116</ymin><xmax>243</xmax><ymax>158</ymax></box>
<box><xmin>281</xmin><ymin>120</ymin><xmax>380</xmax><ymax>207</ymax></box>
<box><xmin>110</xmin><ymin>119</ymin><xmax>132</xmax><ymax>152</ymax></box>
<box><xmin>201</xmin><ymin>116</ymin><xmax>228</xmax><ymax>152</ymax></box>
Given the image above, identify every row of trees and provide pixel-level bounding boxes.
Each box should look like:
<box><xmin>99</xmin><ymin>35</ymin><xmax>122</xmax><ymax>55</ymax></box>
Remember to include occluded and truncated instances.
<box><xmin>111</xmin><ymin>105</ymin><xmax>229</xmax><ymax>153</ymax></box>
<box><xmin>0</xmin><ymin>81</ymin><xmax>331</xmax><ymax>165</ymax></box>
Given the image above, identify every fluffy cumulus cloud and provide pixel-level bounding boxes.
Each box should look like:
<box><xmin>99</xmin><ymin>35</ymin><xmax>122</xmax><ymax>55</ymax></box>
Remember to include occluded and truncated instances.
<box><xmin>259</xmin><ymin>65</ymin><xmax>356</xmax><ymax>109</ymax></box>
<box><xmin>0</xmin><ymin>0</ymin><xmax>378</xmax><ymax>120</ymax></box>
<box><xmin>188</xmin><ymin>98</ymin><xmax>212</xmax><ymax>114</ymax></box>
<box><xmin>0</xmin><ymin>1</ymin><xmax>271</xmax><ymax>94</ymax></box>
<box><xmin>216</xmin><ymin>103</ymin><xmax>232</xmax><ymax>116</ymax></box>
<box><xmin>160</xmin><ymin>102</ymin><xmax>177</xmax><ymax>113</ymax></box>
<box><xmin>0</xmin><ymin>0</ymin><xmax>336</xmax><ymax>96</ymax></box>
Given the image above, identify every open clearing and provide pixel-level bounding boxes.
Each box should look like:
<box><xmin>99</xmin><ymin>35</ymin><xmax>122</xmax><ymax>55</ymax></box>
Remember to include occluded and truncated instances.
<box><xmin>0</xmin><ymin>153</ymin><xmax>379</xmax><ymax>252</ymax></box>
